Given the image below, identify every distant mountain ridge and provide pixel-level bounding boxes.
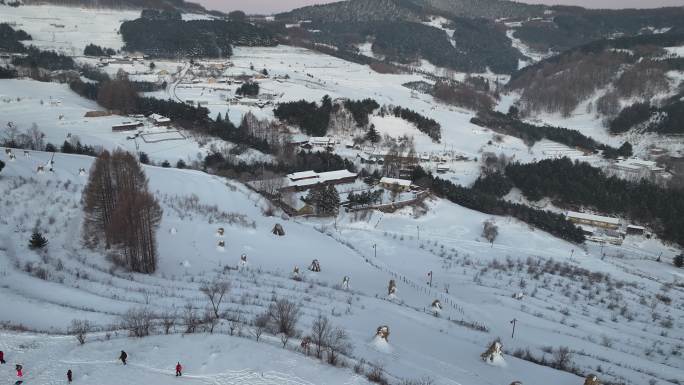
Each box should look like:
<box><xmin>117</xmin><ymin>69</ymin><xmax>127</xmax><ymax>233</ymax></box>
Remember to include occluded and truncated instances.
<box><xmin>278</xmin><ymin>0</ymin><xmax>545</xmax><ymax>22</ymax></box>
<box><xmin>277</xmin><ymin>0</ymin><xmax>425</xmax><ymax>23</ymax></box>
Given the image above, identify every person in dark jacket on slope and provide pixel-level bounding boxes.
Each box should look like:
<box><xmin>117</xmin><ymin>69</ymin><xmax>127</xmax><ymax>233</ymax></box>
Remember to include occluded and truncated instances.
<box><xmin>119</xmin><ymin>350</ymin><xmax>127</xmax><ymax>365</ymax></box>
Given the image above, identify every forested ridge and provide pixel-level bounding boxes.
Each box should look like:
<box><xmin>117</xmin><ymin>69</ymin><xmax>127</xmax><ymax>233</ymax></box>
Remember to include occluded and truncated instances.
<box><xmin>476</xmin><ymin>158</ymin><xmax>684</xmax><ymax>247</ymax></box>
<box><xmin>120</xmin><ymin>16</ymin><xmax>277</xmax><ymax>58</ymax></box>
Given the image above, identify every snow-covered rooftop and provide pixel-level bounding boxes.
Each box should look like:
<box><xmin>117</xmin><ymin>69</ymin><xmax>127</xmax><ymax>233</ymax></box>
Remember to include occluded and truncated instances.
<box><xmin>285</xmin><ymin>170</ymin><xmax>357</xmax><ymax>187</ymax></box>
<box><xmin>288</xmin><ymin>170</ymin><xmax>318</xmax><ymax>181</ymax></box>
<box><xmin>148</xmin><ymin>113</ymin><xmax>171</xmax><ymax>123</ymax></box>
<box><xmin>566</xmin><ymin>211</ymin><xmax>620</xmax><ymax>225</ymax></box>
<box><xmin>380</xmin><ymin>177</ymin><xmax>412</xmax><ymax>187</ymax></box>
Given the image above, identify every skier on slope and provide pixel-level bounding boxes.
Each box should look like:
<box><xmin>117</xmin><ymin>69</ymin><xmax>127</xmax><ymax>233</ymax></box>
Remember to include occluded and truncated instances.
<box><xmin>15</xmin><ymin>364</ymin><xmax>23</xmax><ymax>385</ymax></box>
<box><xmin>67</xmin><ymin>369</ymin><xmax>73</xmax><ymax>383</ymax></box>
<box><xmin>0</xmin><ymin>350</ymin><xmax>5</xmax><ymax>364</ymax></box>
<box><xmin>175</xmin><ymin>362</ymin><xmax>182</xmax><ymax>377</ymax></box>
<box><xmin>119</xmin><ymin>350</ymin><xmax>128</xmax><ymax>365</ymax></box>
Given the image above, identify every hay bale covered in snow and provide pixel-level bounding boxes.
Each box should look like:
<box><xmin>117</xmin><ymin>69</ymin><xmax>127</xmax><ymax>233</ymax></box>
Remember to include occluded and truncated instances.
<box><xmin>480</xmin><ymin>340</ymin><xmax>505</xmax><ymax>366</ymax></box>
<box><xmin>376</xmin><ymin>325</ymin><xmax>390</xmax><ymax>341</ymax></box>
<box><xmin>584</xmin><ymin>375</ymin><xmax>601</xmax><ymax>385</ymax></box>
<box><xmin>388</xmin><ymin>279</ymin><xmax>397</xmax><ymax>296</ymax></box>
<box><xmin>272</xmin><ymin>223</ymin><xmax>285</xmax><ymax>236</ymax></box>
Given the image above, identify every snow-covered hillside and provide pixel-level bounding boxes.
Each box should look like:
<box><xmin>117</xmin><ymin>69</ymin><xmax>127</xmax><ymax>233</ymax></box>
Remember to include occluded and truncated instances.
<box><xmin>1</xmin><ymin>149</ymin><xmax>682</xmax><ymax>385</ymax></box>
<box><xmin>1</xmin><ymin>4</ymin><xmax>683</xmax><ymax>385</ymax></box>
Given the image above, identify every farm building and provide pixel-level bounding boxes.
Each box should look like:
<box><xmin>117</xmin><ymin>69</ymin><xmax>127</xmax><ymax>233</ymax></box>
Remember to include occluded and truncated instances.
<box><xmin>565</xmin><ymin>211</ymin><xmax>620</xmax><ymax>230</ymax></box>
<box><xmin>148</xmin><ymin>113</ymin><xmax>171</xmax><ymax>126</ymax></box>
<box><xmin>112</xmin><ymin>121</ymin><xmax>143</xmax><ymax>131</ymax></box>
<box><xmin>308</xmin><ymin>137</ymin><xmax>336</xmax><ymax>147</ymax></box>
<box><xmin>609</xmin><ymin>158</ymin><xmax>666</xmax><ymax>181</ymax></box>
<box><xmin>626</xmin><ymin>225</ymin><xmax>646</xmax><ymax>236</ymax></box>
<box><xmin>380</xmin><ymin>177</ymin><xmax>412</xmax><ymax>192</ymax></box>
<box><xmin>281</xmin><ymin>169</ymin><xmax>358</xmax><ymax>192</ymax></box>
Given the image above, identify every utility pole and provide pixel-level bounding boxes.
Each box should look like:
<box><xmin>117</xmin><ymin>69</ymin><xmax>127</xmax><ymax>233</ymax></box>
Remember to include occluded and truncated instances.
<box><xmin>427</xmin><ymin>271</ymin><xmax>432</xmax><ymax>287</ymax></box>
<box><xmin>510</xmin><ymin>318</ymin><xmax>517</xmax><ymax>339</ymax></box>
<box><xmin>373</xmin><ymin>244</ymin><xmax>377</xmax><ymax>259</ymax></box>
<box><xmin>417</xmin><ymin>225</ymin><xmax>420</xmax><ymax>241</ymax></box>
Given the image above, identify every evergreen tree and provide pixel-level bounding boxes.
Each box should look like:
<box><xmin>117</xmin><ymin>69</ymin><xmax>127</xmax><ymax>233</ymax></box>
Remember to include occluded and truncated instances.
<box><xmin>139</xmin><ymin>152</ymin><xmax>150</xmax><ymax>164</ymax></box>
<box><xmin>176</xmin><ymin>159</ymin><xmax>187</xmax><ymax>169</ymax></box>
<box><xmin>28</xmin><ymin>231</ymin><xmax>48</xmax><ymax>249</ymax></box>
<box><xmin>0</xmin><ymin>159</ymin><xmax>4</xmax><ymax>174</ymax></box>
<box><xmin>366</xmin><ymin>124</ymin><xmax>380</xmax><ymax>143</ymax></box>
<box><xmin>305</xmin><ymin>185</ymin><xmax>340</xmax><ymax>216</ymax></box>
<box><xmin>675</xmin><ymin>254</ymin><xmax>684</xmax><ymax>268</ymax></box>
<box><xmin>161</xmin><ymin>160</ymin><xmax>171</xmax><ymax>168</ymax></box>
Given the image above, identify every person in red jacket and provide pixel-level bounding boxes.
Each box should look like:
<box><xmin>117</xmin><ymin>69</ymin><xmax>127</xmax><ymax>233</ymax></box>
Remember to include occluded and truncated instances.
<box><xmin>0</xmin><ymin>350</ymin><xmax>5</xmax><ymax>364</ymax></box>
<box><xmin>175</xmin><ymin>362</ymin><xmax>182</xmax><ymax>377</ymax></box>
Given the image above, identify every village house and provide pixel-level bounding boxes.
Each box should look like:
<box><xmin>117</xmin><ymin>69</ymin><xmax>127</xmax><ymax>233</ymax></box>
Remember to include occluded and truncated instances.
<box><xmin>565</xmin><ymin>211</ymin><xmax>620</xmax><ymax>230</ymax></box>
<box><xmin>610</xmin><ymin>158</ymin><xmax>666</xmax><ymax>181</ymax></box>
<box><xmin>112</xmin><ymin>121</ymin><xmax>144</xmax><ymax>131</ymax></box>
<box><xmin>148</xmin><ymin>113</ymin><xmax>171</xmax><ymax>126</ymax></box>
<box><xmin>626</xmin><ymin>225</ymin><xmax>646</xmax><ymax>236</ymax></box>
<box><xmin>281</xmin><ymin>170</ymin><xmax>358</xmax><ymax>192</ymax></box>
<box><xmin>379</xmin><ymin>177</ymin><xmax>412</xmax><ymax>192</ymax></box>
<box><xmin>307</xmin><ymin>137</ymin><xmax>336</xmax><ymax>148</ymax></box>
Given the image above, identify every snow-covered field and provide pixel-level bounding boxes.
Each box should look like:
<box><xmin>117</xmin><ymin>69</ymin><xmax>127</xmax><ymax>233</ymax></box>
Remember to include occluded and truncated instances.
<box><xmin>0</xmin><ymin>4</ymin><xmax>139</xmax><ymax>55</ymax></box>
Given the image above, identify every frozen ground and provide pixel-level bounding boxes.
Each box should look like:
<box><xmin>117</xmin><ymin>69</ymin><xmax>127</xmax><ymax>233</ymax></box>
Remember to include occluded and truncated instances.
<box><xmin>0</xmin><ymin>149</ymin><xmax>682</xmax><ymax>385</ymax></box>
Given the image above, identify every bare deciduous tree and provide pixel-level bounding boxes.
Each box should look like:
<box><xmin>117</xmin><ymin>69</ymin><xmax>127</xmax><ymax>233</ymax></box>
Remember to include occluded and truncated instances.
<box><xmin>251</xmin><ymin>312</ymin><xmax>269</xmax><ymax>342</ymax></box>
<box><xmin>121</xmin><ymin>308</ymin><xmax>154</xmax><ymax>338</ymax></box>
<box><xmin>69</xmin><ymin>319</ymin><xmax>93</xmax><ymax>345</ymax></box>
<box><xmin>200</xmin><ymin>277</ymin><xmax>231</xmax><ymax>319</ymax></box>
<box><xmin>310</xmin><ymin>314</ymin><xmax>331</xmax><ymax>359</ymax></box>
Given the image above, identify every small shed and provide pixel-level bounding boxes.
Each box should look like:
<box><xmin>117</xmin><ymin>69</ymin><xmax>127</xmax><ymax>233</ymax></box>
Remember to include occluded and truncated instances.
<box><xmin>626</xmin><ymin>225</ymin><xmax>645</xmax><ymax>235</ymax></box>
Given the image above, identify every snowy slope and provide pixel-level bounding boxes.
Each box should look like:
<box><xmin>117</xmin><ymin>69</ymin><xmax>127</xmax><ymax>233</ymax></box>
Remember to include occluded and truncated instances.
<box><xmin>1</xmin><ymin>149</ymin><xmax>682</xmax><ymax>385</ymax></box>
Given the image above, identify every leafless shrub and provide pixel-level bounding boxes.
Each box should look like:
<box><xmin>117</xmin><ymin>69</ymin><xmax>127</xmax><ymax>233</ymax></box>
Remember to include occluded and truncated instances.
<box><xmin>159</xmin><ymin>310</ymin><xmax>176</xmax><ymax>334</ymax></box>
<box><xmin>482</xmin><ymin>220</ymin><xmax>499</xmax><ymax>244</ymax></box>
<box><xmin>326</xmin><ymin>326</ymin><xmax>352</xmax><ymax>366</ymax></box>
<box><xmin>553</xmin><ymin>346</ymin><xmax>573</xmax><ymax>371</ymax></box>
<box><xmin>183</xmin><ymin>303</ymin><xmax>202</xmax><ymax>334</ymax></box>
<box><xmin>251</xmin><ymin>312</ymin><xmax>269</xmax><ymax>342</ymax></box>
<box><xmin>268</xmin><ymin>298</ymin><xmax>300</xmax><ymax>348</ymax></box>
<box><xmin>400</xmin><ymin>377</ymin><xmax>434</xmax><ymax>385</ymax></box>
<box><xmin>203</xmin><ymin>308</ymin><xmax>219</xmax><ymax>334</ymax></box>
<box><xmin>366</xmin><ymin>364</ymin><xmax>389</xmax><ymax>385</ymax></box>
